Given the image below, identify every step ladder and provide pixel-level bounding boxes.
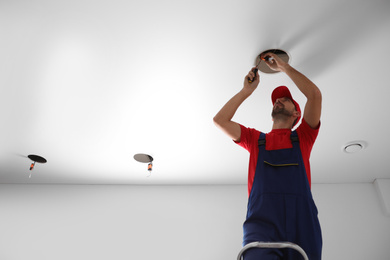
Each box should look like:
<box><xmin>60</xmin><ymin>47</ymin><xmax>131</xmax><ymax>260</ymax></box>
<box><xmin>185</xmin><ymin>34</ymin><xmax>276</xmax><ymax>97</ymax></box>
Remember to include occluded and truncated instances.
<box><xmin>237</xmin><ymin>242</ymin><xmax>309</xmax><ymax>260</ymax></box>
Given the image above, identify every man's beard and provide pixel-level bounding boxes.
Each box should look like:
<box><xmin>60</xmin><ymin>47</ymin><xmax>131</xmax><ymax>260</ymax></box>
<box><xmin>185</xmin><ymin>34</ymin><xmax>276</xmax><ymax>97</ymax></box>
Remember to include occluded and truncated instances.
<box><xmin>272</xmin><ymin>106</ymin><xmax>294</xmax><ymax>119</ymax></box>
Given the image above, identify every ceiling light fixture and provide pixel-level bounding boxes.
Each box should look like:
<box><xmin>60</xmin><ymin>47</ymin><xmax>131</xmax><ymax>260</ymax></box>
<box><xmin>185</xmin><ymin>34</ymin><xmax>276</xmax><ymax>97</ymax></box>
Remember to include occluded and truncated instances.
<box><xmin>27</xmin><ymin>154</ymin><xmax>47</xmax><ymax>178</ymax></box>
<box><xmin>255</xmin><ymin>49</ymin><xmax>291</xmax><ymax>74</ymax></box>
<box><xmin>342</xmin><ymin>141</ymin><xmax>367</xmax><ymax>154</ymax></box>
<box><xmin>134</xmin><ymin>153</ymin><xmax>154</xmax><ymax>176</ymax></box>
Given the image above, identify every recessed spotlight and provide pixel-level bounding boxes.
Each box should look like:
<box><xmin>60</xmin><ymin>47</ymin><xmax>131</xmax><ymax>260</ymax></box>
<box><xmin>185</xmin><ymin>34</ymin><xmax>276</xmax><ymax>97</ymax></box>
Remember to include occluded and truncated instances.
<box><xmin>27</xmin><ymin>154</ymin><xmax>47</xmax><ymax>178</ymax></box>
<box><xmin>254</xmin><ymin>49</ymin><xmax>291</xmax><ymax>74</ymax></box>
<box><xmin>133</xmin><ymin>153</ymin><xmax>153</xmax><ymax>163</ymax></box>
<box><xmin>342</xmin><ymin>141</ymin><xmax>367</xmax><ymax>153</ymax></box>
<box><xmin>134</xmin><ymin>153</ymin><xmax>154</xmax><ymax>176</ymax></box>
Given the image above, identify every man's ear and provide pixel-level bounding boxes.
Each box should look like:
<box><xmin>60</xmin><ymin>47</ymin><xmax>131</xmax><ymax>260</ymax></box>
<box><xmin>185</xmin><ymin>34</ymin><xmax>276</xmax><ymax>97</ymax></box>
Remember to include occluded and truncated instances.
<box><xmin>293</xmin><ymin>111</ymin><xmax>301</xmax><ymax>117</ymax></box>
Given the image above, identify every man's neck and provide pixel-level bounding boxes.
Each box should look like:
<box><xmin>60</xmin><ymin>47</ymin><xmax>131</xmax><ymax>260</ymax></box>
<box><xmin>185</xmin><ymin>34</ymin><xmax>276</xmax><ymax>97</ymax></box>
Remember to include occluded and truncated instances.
<box><xmin>272</xmin><ymin>119</ymin><xmax>293</xmax><ymax>130</ymax></box>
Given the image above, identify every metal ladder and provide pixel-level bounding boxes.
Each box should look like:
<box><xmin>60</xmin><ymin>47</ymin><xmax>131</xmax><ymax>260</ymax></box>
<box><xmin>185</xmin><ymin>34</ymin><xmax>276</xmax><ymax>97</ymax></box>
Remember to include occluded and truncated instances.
<box><xmin>237</xmin><ymin>242</ymin><xmax>309</xmax><ymax>260</ymax></box>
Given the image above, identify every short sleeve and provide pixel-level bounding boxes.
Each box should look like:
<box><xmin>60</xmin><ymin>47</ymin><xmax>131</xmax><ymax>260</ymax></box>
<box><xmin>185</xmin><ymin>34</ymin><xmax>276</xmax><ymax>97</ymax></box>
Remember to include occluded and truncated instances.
<box><xmin>234</xmin><ymin>124</ymin><xmax>261</xmax><ymax>152</ymax></box>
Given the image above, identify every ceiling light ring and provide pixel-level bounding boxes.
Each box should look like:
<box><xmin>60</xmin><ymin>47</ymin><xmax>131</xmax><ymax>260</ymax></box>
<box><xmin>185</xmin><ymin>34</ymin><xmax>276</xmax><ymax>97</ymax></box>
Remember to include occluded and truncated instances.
<box><xmin>342</xmin><ymin>140</ymin><xmax>368</xmax><ymax>154</ymax></box>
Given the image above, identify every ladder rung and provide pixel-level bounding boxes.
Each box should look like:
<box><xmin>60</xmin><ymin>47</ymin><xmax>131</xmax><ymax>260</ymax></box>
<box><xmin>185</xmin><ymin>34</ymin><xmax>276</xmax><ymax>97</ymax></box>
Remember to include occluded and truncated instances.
<box><xmin>237</xmin><ymin>241</ymin><xmax>309</xmax><ymax>260</ymax></box>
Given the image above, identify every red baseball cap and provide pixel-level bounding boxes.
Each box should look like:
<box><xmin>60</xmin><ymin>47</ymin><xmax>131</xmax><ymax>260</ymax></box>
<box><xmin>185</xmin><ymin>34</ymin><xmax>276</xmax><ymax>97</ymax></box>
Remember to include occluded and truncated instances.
<box><xmin>271</xmin><ymin>86</ymin><xmax>301</xmax><ymax>127</ymax></box>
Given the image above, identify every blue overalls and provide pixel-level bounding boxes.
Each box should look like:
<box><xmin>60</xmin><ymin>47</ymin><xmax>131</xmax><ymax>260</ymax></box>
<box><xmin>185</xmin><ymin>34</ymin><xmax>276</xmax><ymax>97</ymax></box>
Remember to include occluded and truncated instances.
<box><xmin>243</xmin><ymin>131</ymin><xmax>322</xmax><ymax>260</ymax></box>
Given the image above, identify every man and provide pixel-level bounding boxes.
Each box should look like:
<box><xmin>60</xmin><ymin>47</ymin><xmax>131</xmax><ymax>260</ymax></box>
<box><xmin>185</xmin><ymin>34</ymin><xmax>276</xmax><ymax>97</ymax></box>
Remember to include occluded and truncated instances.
<box><xmin>213</xmin><ymin>52</ymin><xmax>322</xmax><ymax>260</ymax></box>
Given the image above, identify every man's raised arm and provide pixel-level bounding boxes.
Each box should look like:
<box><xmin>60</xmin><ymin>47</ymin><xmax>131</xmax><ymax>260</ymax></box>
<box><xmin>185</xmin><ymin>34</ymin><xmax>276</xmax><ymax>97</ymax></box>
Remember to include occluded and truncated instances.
<box><xmin>213</xmin><ymin>68</ymin><xmax>260</xmax><ymax>142</ymax></box>
<box><xmin>262</xmin><ymin>53</ymin><xmax>322</xmax><ymax>128</ymax></box>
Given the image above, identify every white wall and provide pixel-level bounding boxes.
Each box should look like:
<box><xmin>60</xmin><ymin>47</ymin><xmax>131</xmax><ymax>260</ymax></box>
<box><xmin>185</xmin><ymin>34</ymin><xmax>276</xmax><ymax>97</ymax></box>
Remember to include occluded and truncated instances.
<box><xmin>0</xmin><ymin>183</ymin><xmax>389</xmax><ymax>260</ymax></box>
<box><xmin>374</xmin><ymin>179</ymin><xmax>390</xmax><ymax>217</ymax></box>
<box><xmin>0</xmin><ymin>185</ymin><xmax>247</xmax><ymax>260</ymax></box>
<box><xmin>313</xmin><ymin>183</ymin><xmax>390</xmax><ymax>260</ymax></box>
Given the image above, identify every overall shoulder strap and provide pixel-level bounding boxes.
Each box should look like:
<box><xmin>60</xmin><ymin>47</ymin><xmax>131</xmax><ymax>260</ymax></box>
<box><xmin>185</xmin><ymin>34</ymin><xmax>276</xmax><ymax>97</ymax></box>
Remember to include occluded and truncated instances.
<box><xmin>258</xmin><ymin>133</ymin><xmax>266</xmax><ymax>146</ymax></box>
<box><xmin>290</xmin><ymin>130</ymin><xmax>300</xmax><ymax>143</ymax></box>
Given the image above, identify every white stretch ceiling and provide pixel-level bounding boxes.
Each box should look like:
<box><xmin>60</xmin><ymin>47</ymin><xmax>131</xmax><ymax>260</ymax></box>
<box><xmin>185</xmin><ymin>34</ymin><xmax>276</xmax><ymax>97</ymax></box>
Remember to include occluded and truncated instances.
<box><xmin>1</xmin><ymin>0</ymin><xmax>390</xmax><ymax>184</ymax></box>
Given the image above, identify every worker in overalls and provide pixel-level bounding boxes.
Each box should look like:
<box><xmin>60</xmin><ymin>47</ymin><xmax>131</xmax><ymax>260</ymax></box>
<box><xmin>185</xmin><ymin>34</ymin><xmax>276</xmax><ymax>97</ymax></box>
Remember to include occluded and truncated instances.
<box><xmin>213</xmin><ymin>52</ymin><xmax>322</xmax><ymax>260</ymax></box>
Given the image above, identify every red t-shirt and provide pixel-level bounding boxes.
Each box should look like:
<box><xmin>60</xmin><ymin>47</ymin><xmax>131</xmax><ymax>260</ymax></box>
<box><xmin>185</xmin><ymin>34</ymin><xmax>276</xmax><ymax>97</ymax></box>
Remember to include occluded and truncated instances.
<box><xmin>235</xmin><ymin>119</ymin><xmax>320</xmax><ymax>196</ymax></box>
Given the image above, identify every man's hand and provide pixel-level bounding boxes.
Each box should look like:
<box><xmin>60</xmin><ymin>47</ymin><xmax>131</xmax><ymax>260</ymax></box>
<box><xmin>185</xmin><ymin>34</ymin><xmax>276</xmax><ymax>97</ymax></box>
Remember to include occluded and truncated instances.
<box><xmin>261</xmin><ymin>52</ymin><xmax>290</xmax><ymax>72</ymax></box>
<box><xmin>243</xmin><ymin>67</ymin><xmax>260</xmax><ymax>94</ymax></box>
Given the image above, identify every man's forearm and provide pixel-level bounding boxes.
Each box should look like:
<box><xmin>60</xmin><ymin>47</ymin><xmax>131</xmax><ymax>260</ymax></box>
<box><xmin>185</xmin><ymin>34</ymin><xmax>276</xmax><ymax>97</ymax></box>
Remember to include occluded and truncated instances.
<box><xmin>283</xmin><ymin>64</ymin><xmax>322</xmax><ymax>128</ymax></box>
<box><xmin>214</xmin><ymin>68</ymin><xmax>259</xmax><ymax>141</ymax></box>
<box><xmin>283</xmin><ymin>65</ymin><xmax>321</xmax><ymax>100</ymax></box>
<box><xmin>213</xmin><ymin>89</ymin><xmax>251</xmax><ymax>124</ymax></box>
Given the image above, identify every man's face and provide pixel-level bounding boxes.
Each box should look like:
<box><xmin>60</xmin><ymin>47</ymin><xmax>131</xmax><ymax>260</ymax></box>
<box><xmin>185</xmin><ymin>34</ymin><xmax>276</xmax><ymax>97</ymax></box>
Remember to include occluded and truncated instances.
<box><xmin>272</xmin><ymin>97</ymin><xmax>296</xmax><ymax>118</ymax></box>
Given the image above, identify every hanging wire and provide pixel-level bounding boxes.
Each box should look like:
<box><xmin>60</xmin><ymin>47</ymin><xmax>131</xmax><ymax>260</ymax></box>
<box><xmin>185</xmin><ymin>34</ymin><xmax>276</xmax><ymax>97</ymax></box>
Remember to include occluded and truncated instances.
<box><xmin>29</xmin><ymin>162</ymin><xmax>36</xmax><ymax>178</ymax></box>
<box><xmin>147</xmin><ymin>162</ymin><xmax>153</xmax><ymax>177</ymax></box>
